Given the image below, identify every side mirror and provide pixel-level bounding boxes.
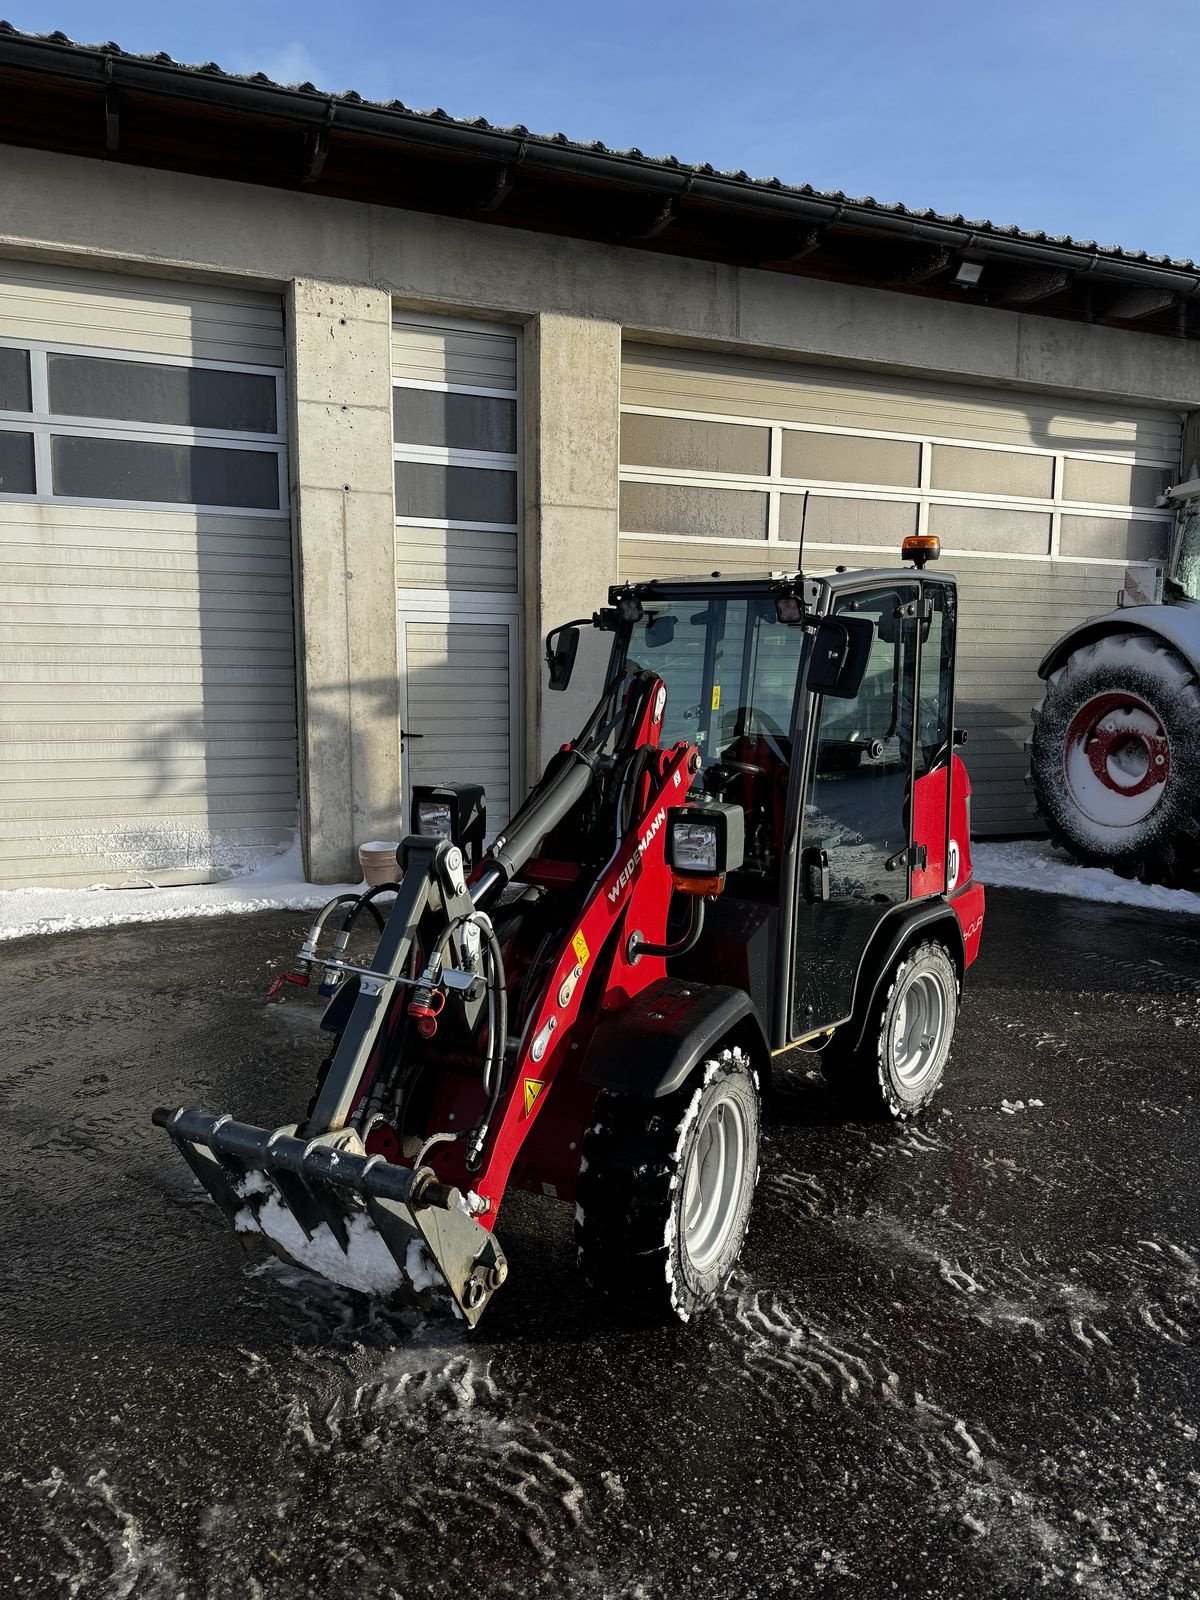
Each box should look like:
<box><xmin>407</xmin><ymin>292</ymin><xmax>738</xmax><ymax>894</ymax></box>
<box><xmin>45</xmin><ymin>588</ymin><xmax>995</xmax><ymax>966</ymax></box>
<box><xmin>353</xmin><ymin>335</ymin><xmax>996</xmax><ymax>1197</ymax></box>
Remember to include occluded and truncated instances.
<box><xmin>645</xmin><ymin>612</ymin><xmax>676</xmax><ymax>648</ymax></box>
<box><xmin>808</xmin><ymin>616</ymin><xmax>874</xmax><ymax>699</ymax></box>
<box><xmin>545</xmin><ymin>625</ymin><xmax>580</xmax><ymax>691</ymax></box>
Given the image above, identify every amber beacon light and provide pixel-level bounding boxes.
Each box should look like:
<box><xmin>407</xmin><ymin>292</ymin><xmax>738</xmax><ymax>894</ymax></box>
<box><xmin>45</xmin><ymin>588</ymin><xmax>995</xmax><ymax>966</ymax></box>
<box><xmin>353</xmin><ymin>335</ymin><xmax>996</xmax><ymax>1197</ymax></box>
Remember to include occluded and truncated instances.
<box><xmin>902</xmin><ymin>534</ymin><xmax>941</xmax><ymax>569</ymax></box>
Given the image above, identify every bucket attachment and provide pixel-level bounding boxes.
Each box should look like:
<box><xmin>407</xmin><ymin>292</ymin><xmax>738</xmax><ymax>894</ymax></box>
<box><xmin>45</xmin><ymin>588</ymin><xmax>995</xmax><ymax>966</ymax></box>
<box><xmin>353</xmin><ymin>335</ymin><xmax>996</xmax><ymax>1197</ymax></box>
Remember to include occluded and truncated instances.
<box><xmin>152</xmin><ymin>1106</ymin><xmax>507</xmax><ymax>1326</ymax></box>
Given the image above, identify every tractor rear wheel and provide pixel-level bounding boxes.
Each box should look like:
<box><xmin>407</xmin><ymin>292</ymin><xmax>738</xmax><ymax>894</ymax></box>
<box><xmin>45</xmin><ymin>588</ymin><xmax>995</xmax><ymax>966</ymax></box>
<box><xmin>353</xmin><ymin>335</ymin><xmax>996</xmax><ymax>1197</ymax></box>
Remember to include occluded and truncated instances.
<box><xmin>821</xmin><ymin>940</ymin><xmax>958</xmax><ymax>1120</ymax></box>
<box><xmin>1029</xmin><ymin>633</ymin><xmax>1200</xmax><ymax>884</ymax></box>
<box><xmin>575</xmin><ymin>1048</ymin><xmax>760</xmax><ymax>1322</ymax></box>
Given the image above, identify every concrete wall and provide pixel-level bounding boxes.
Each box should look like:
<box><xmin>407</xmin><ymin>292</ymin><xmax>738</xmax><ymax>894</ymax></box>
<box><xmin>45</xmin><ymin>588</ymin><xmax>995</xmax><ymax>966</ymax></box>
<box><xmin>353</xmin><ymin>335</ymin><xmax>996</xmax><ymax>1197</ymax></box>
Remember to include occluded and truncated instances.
<box><xmin>288</xmin><ymin>279</ymin><xmax>400</xmax><ymax>880</ymax></box>
<box><xmin>3</xmin><ymin>144</ymin><xmax>1200</xmax><ymax>874</ymax></box>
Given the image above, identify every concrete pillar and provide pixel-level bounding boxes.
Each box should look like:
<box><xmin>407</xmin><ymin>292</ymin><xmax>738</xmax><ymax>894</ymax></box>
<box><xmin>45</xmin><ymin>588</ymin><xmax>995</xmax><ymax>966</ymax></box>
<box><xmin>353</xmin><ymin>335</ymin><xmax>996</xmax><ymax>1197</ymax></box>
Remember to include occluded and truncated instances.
<box><xmin>288</xmin><ymin>279</ymin><xmax>400</xmax><ymax>882</ymax></box>
<box><xmin>523</xmin><ymin>313</ymin><xmax>622</xmax><ymax>776</ymax></box>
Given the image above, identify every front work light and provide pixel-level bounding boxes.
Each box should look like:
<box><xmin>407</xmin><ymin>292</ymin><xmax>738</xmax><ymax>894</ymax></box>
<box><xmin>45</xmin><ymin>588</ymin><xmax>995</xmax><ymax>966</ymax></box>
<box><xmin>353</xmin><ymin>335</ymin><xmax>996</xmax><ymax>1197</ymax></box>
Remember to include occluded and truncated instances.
<box><xmin>411</xmin><ymin>782</ymin><xmax>487</xmax><ymax>866</ymax></box>
<box><xmin>902</xmin><ymin>534</ymin><xmax>941</xmax><ymax>569</ymax></box>
<box><xmin>666</xmin><ymin>803</ymin><xmax>745</xmax><ymax>894</ymax></box>
<box><xmin>415</xmin><ymin>799</ymin><xmax>453</xmax><ymax>838</ymax></box>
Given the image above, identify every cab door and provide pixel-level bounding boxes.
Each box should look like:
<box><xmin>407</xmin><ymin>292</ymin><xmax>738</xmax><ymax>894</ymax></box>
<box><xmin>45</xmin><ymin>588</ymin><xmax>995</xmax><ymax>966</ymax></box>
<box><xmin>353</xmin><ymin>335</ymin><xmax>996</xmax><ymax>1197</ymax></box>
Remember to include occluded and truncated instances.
<box><xmin>791</xmin><ymin>582</ymin><xmax>920</xmax><ymax>1037</ymax></box>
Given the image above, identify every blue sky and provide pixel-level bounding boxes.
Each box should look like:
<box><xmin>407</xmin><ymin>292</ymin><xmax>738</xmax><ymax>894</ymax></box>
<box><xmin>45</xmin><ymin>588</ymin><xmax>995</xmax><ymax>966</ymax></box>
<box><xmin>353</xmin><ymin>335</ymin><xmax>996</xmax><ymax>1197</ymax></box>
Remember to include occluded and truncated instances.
<box><xmin>8</xmin><ymin>0</ymin><xmax>1197</xmax><ymax>260</ymax></box>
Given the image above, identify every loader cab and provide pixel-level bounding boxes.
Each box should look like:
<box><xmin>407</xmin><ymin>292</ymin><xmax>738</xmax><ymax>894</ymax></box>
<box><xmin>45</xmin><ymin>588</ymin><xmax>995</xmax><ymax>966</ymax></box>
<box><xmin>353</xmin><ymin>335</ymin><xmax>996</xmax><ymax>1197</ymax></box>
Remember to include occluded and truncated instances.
<box><xmin>611</xmin><ymin>566</ymin><xmax>961</xmax><ymax>1048</ymax></box>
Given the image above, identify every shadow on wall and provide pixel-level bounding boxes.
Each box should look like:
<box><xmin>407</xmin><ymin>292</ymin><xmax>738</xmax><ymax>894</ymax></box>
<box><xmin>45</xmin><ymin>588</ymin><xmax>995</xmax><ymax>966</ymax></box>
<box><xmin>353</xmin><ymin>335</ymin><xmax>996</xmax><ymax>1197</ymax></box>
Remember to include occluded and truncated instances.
<box><xmin>40</xmin><ymin>516</ymin><xmax>301</xmax><ymax>885</ymax></box>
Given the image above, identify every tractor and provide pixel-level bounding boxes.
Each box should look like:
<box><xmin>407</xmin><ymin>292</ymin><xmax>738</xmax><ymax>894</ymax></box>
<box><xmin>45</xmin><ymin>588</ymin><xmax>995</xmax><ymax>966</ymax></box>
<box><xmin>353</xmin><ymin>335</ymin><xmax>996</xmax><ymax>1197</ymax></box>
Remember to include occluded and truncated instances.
<box><xmin>1029</xmin><ymin>479</ymin><xmax>1200</xmax><ymax>884</ymax></box>
<box><xmin>154</xmin><ymin>539</ymin><xmax>985</xmax><ymax>1326</ymax></box>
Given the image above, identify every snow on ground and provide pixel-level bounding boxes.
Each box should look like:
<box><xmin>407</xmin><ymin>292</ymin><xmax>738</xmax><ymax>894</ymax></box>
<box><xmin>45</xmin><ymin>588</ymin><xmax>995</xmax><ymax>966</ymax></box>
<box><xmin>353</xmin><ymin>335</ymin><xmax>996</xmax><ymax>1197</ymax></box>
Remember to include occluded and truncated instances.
<box><xmin>0</xmin><ymin>837</ymin><xmax>363</xmax><ymax>942</ymax></box>
<box><xmin>973</xmin><ymin>840</ymin><xmax>1200</xmax><ymax>917</ymax></box>
<box><xmin>4</xmin><ymin>833</ymin><xmax>1199</xmax><ymax>942</ymax></box>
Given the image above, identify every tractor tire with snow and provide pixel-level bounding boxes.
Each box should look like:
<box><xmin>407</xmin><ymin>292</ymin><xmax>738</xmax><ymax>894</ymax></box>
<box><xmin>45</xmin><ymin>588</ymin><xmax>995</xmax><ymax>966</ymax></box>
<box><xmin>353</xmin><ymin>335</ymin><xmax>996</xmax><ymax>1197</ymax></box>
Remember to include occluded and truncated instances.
<box><xmin>575</xmin><ymin>1048</ymin><xmax>760</xmax><ymax>1322</ymax></box>
<box><xmin>821</xmin><ymin>940</ymin><xmax>958</xmax><ymax>1120</ymax></box>
<box><xmin>1029</xmin><ymin>633</ymin><xmax>1200</xmax><ymax>884</ymax></box>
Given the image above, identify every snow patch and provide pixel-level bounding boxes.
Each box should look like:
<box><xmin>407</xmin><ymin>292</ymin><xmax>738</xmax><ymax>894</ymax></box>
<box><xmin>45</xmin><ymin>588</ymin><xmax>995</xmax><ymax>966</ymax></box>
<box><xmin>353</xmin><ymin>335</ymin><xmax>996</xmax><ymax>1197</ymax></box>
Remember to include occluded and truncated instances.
<box><xmin>403</xmin><ymin>1238</ymin><xmax>441</xmax><ymax>1294</ymax></box>
<box><xmin>973</xmin><ymin>841</ymin><xmax>1200</xmax><ymax>917</ymax></box>
<box><xmin>0</xmin><ymin>836</ymin><xmax>365</xmax><ymax>942</ymax></box>
<box><xmin>236</xmin><ymin>1191</ymin><xmax>406</xmax><ymax>1298</ymax></box>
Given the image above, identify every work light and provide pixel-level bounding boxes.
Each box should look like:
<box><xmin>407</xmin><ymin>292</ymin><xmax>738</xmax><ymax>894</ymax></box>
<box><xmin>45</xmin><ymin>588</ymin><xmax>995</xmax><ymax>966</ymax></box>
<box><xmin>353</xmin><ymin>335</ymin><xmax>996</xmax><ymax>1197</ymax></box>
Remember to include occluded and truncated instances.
<box><xmin>415</xmin><ymin>799</ymin><xmax>454</xmax><ymax>839</ymax></box>
<box><xmin>666</xmin><ymin>803</ymin><xmax>744</xmax><ymax>894</ymax></box>
<box><xmin>411</xmin><ymin>782</ymin><xmax>487</xmax><ymax>865</ymax></box>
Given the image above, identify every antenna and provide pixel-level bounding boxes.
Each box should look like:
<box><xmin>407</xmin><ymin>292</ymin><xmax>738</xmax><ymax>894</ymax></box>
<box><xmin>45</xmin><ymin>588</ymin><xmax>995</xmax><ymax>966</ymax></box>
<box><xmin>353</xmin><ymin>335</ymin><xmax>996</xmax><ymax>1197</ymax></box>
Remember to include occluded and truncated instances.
<box><xmin>795</xmin><ymin>490</ymin><xmax>810</xmax><ymax>578</ymax></box>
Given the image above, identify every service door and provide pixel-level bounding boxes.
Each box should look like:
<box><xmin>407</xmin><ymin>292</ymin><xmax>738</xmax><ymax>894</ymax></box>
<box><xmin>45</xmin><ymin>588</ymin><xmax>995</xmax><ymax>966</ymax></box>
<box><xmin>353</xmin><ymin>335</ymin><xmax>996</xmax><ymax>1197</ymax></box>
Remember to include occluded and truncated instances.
<box><xmin>398</xmin><ymin>604</ymin><xmax>520</xmax><ymax>835</ymax></box>
<box><xmin>792</xmin><ymin>582</ymin><xmax>919</xmax><ymax>1037</ymax></box>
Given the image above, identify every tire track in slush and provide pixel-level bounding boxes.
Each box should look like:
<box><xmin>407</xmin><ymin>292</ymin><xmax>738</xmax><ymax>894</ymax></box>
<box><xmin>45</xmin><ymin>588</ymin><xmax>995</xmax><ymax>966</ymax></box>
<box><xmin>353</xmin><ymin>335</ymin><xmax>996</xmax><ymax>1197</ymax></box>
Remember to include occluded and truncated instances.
<box><xmin>717</xmin><ymin>1279</ymin><xmax>1086</xmax><ymax>1588</ymax></box>
<box><xmin>726</xmin><ymin>1151</ymin><xmax>1200</xmax><ymax>1596</ymax></box>
<box><xmin>17</xmin><ymin>1264</ymin><xmax>605</xmax><ymax>1600</ymax></box>
<box><xmin>240</xmin><ymin>1264</ymin><xmax>602</xmax><ymax>1592</ymax></box>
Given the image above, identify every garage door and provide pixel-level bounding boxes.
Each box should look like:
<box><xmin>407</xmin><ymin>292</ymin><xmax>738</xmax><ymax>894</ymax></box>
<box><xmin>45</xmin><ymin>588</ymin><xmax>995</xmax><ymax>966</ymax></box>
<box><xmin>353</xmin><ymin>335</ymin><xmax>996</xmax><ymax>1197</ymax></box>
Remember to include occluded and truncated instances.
<box><xmin>392</xmin><ymin>315</ymin><xmax>521</xmax><ymax>833</ymax></box>
<box><xmin>619</xmin><ymin>343</ymin><xmax>1180</xmax><ymax>835</ymax></box>
<box><xmin>0</xmin><ymin>261</ymin><xmax>294</xmax><ymax>887</ymax></box>
<box><xmin>398</xmin><ymin>611</ymin><xmax>519</xmax><ymax>831</ymax></box>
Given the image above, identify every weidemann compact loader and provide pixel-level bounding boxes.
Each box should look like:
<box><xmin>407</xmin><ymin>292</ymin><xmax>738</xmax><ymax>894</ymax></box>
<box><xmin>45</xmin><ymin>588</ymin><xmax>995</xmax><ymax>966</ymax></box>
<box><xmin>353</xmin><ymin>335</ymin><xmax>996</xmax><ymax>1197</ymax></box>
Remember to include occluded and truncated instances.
<box><xmin>154</xmin><ymin>537</ymin><xmax>985</xmax><ymax>1325</ymax></box>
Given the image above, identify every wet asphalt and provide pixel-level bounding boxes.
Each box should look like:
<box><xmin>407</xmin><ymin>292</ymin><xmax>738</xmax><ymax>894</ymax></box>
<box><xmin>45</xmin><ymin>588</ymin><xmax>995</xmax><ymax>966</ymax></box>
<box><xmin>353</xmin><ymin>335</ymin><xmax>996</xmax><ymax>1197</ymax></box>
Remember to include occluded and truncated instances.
<box><xmin>0</xmin><ymin>888</ymin><xmax>1197</xmax><ymax>1599</ymax></box>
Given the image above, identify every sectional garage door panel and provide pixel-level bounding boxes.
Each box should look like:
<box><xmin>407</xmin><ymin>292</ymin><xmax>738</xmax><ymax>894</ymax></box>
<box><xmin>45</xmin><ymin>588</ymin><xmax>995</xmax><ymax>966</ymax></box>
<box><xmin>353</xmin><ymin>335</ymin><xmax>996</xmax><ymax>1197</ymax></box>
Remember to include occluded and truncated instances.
<box><xmin>0</xmin><ymin>260</ymin><xmax>285</xmax><ymax>366</ymax></box>
<box><xmin>392</xmin><ymin>315</ymin><xmax>523</xmax><ymax>840</ymax></box>
<box><xmin>401</xmin><ymin>619</ymin><xmax>515</xmax><ymax>830</ymax></box>
<box><xmin>0</xmin><ymin>261</ymin><xmax>293</xmax><ymax>887</ymax></box>
<box><xmin>946</xmin><ymin>556</ymin><xmax>1150</xmax><ymax>834</ymax></box>
<box><xmin>0</xmin><ymin>503</ymin><xmax>297</xmax><ymax>885</ymax></box>
<box><xmin>619</xmin><ymin>340</ymin><xmax>1181</xmax><ymax>838</ymax></box>
<box><xmin>392</xmin><ymin>318</ymin><xmax>520</xmax><ymax>595</ymax></box>
<box><xmin>622</xmin><ymin>344</ymin><xmax>1182</xmax><ymax>460</ymax></box>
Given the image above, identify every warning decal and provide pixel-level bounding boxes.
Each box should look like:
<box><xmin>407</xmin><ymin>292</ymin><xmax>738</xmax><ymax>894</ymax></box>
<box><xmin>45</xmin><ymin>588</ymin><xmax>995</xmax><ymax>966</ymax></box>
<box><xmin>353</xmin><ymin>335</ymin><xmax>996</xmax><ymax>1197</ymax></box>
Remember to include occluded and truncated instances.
<box><xmin>571</xmin><ymin>929</ymin><xmax>590</xmax><ymax>967</ymax></box>
<box><xmin>523</xmin><ymin>1078</ymin><xmax>546</xmax><ymax>1117</ymax></box>
<box><xmin>711</xmin><ymin>684</ymin><xmax>721</xmax><ymax>711</ymax></box>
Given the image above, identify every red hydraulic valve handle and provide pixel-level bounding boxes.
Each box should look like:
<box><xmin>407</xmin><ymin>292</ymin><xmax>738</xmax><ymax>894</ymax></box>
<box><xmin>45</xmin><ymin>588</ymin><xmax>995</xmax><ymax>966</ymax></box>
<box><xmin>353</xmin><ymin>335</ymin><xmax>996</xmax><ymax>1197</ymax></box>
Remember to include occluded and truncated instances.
<box><xmin>266</xmin><ymin>970</ymin><xmax>310</xmax><ymax>1001</ymax></box>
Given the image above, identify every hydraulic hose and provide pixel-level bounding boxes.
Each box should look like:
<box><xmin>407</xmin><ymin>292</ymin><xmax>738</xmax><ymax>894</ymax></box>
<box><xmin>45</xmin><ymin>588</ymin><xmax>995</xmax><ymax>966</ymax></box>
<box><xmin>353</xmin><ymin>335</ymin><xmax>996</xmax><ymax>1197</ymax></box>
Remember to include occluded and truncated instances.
<box><xmin>299</xmin><ymin>893</ymin><xmax>383</xmax><ymax>965</ymax></box>
<box><xmin>333</xmin><ymin>881</ymin><xmax>397</xmax><ymax>954</ymax></box>
<box><xmin>475</xmin><ymin>747</ymin><xmax>597</xmax><ymax>903</ymax></box>
<box><xmin>627</xmin><ymin>895</ymin><xmax>706</xmax><ymax>962</ymax></box>
<box><xmin>465</xmin><ymin>914</ymin><xmax>508</xmax><ymax>1173</ymax></box>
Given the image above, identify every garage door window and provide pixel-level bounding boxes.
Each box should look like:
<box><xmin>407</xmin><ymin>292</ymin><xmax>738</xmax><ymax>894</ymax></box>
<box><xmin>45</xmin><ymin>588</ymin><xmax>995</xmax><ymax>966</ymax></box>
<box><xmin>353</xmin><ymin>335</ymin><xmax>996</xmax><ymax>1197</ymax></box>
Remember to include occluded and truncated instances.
<box><xmin>0</xmin><ymin>429</ymin><xmax>34</xmax><ymax>493</ymax></box>
<box><xmin>0</xmin><ymin>339</ymin><xmax>285</xmax><ymax>514</ymax></box>
<box><xmin>0</xmin><ymin>347</ymin><xmax>31</xmax><ymax>411</ymax></box>
<box><xmin>51</xmin><ymin>435</ymin><xmax>280</xmax><ymax>510</ymax></box>
<box><xmin>46</xmin><ymin>353</ymin><xmax>278</xmax><ymax>433</ymax></box>
<box><xmin>619</xmin><ymin>346</ymin><xmax>1175</xmax><ymax>568</ymax></box>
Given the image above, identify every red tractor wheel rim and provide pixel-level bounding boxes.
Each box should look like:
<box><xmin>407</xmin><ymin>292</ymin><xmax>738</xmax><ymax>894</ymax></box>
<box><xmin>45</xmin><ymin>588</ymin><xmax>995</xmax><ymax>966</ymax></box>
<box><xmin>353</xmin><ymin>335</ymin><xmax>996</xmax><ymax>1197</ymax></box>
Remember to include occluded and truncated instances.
<box><xmin>1063</xmin><ymin>690</ymin><xmax>1171</xmax><ymax>827</ymax></box>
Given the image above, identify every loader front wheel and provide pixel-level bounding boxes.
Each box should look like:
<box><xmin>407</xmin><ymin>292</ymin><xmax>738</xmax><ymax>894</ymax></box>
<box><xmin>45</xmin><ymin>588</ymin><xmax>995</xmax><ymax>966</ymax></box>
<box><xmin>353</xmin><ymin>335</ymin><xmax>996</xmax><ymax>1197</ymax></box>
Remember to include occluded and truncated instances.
<box><xmin>575</xmin><ymin>1047</ymin><xmax>760</xmax><ymax>1323</ymax></box>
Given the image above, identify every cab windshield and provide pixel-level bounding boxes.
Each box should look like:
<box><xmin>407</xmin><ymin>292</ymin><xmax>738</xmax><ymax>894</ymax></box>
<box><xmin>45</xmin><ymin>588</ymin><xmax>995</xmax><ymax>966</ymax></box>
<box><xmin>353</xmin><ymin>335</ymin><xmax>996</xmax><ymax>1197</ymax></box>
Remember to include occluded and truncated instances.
<box><xmin>621</xmin><ymin>594</ymin><xmax>807</xmax><ymax>877</ymax></box>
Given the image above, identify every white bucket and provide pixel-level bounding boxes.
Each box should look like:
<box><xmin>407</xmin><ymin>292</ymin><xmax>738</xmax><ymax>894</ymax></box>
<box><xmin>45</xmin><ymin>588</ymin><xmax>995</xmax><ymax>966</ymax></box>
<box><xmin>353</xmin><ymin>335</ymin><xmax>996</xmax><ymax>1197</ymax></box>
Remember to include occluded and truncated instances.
<box><xmin>358</xmin><ymin>840</ymin><xmax>400</xmax><ymax>887</ymax></box>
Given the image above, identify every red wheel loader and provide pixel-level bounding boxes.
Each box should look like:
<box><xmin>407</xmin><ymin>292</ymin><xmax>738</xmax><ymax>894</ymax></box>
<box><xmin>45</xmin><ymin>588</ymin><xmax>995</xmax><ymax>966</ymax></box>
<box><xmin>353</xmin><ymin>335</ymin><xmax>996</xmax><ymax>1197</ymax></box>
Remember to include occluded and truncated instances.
<box><xmin>154</xmin><ymin>540</ymin><xmax>985</xmax><ymax>1325</ymax></box>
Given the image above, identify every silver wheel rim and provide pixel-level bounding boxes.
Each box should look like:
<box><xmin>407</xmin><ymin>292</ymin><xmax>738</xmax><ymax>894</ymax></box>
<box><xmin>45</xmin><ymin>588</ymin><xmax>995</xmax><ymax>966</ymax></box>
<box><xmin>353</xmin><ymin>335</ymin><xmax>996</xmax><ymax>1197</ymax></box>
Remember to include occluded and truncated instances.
<box><xmin>682</xmin><ymin>1087</ymin><xmax>748</xmax><ymax>1272</ymax></box>
<box><xmin>891</xmin><ymin>970</ymin><xmax>949</xmax><ymax>1088</ymax></box>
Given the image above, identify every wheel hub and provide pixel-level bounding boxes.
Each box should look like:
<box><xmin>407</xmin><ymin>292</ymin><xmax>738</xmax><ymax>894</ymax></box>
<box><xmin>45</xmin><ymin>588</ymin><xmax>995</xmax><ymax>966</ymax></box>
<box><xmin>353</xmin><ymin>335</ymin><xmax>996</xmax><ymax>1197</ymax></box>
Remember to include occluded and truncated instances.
<box><xmin>892</xmin><ymin>970</ymin><xmax>948</xmax><ymax>1088</ymax></box>
<box><xmin>1064</xmin><ymin>691</ymin><xmax>1170</xmax><ymax>827</ymax></box>
<box><xmin>682</xmin><ymin>1090</ymin><xmax>748</xmax><ymax>1272</ymax></box>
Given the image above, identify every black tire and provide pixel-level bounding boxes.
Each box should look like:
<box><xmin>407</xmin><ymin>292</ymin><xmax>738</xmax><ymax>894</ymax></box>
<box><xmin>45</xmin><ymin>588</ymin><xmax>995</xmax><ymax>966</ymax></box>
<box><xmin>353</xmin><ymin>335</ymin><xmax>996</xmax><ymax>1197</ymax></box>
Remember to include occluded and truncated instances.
<box><xmin>575</xmin><ymin>1048</ymin><xmax>760</xmax><ymax>1322</ymax></box>
<box><xmin>1029</xmin><ymin>633</ymin><xmax>1200</xmax><ymax>885</ymax></box>
<box><xmin>821</xmin><ymin>940</ymin><xmax>958</xmax><ymax>1120</ymax></box>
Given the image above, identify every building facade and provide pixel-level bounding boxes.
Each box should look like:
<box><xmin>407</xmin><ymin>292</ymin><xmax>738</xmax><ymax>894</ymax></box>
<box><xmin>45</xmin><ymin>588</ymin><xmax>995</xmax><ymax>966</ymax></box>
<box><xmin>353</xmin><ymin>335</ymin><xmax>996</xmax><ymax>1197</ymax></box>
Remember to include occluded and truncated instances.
<box><xmin>1</xmin><ymin>30</ymin><xmax>1198</xmax><ymax>886</ymax></box>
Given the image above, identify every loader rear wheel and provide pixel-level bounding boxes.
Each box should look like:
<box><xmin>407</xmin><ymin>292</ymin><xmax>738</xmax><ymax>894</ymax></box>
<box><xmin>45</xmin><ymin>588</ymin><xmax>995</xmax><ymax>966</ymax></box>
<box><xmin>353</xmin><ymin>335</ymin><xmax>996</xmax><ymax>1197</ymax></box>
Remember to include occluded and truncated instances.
<box><xmin>575</xmin><ymin>1047</ymin><xmax>760</xmax><ymax>1323</ymax></box>
<box><xmin>821</xmin><ymin>940</ymin><xmax>957</xmax><ymax>1120</ymax></box>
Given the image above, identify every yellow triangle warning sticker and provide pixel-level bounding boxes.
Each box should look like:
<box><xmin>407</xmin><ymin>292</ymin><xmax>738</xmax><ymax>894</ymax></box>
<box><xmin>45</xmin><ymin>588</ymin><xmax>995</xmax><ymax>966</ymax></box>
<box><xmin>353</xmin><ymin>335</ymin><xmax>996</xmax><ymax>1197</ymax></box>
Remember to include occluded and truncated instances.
<box><xmin>523</xmin><ymin>1077</ymin><xmax>546</xmax><ymax>1117</ymax></box>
